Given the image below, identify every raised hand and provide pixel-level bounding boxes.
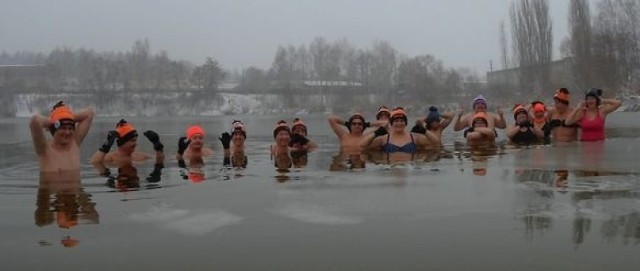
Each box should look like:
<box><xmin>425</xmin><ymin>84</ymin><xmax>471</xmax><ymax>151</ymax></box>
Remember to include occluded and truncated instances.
<box><xmin>219</xmin><ymin>132</ymin><xmax>232</xmax><ymax>150</ymax></box>
<box><xmin>143</xmin><ymin>130</ymin><xmax>164</xmax><ymax>151</ymax></box>
<box><xmin>177</xmin><ymin>137</ymin><xmax>191</xmax><ymax>155</ymax></box>
<box><xmin>99</xmin><ymin>130</ymin><xmax>118</xmax><ymax>153</ymax></box>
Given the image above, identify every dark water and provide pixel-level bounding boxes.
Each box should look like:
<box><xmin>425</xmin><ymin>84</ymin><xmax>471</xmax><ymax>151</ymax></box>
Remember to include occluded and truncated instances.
<box><xmin>1</xmin><ymin>113</ymin><xmax>639</xmax><ymax>270</ymax></box>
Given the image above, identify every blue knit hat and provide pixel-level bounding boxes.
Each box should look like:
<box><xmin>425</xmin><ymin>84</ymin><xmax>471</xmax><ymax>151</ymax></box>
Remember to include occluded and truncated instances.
<box><xmin>425</xmin><ymin>106</ymin><xmax>441</xmax><ymax>124</ymax></box>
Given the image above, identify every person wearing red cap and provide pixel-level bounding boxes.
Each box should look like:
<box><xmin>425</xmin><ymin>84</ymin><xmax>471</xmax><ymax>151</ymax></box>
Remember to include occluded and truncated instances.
<box><xmin>546</xmin><ymin>88</ymin><xmax>580</xmax><ymax>142</ymax></box>
<box><xmin>29</xmin><ymin>101</ymin><xmax>94</xmax><ymax>172</ymax></box>
<box><xmin>176</xmin><ymin>125</ymin><xmax>214</xmax><ymax>162</ymax></box>
<box><xmin>90</xmin><ymin>119</ymin><xmax>165</xmax><ymax>178</ymax></box>
<box><xmin>453</xmin><ymin>94</ymin><xmax>506</xmax><ymax>132</ymax></box>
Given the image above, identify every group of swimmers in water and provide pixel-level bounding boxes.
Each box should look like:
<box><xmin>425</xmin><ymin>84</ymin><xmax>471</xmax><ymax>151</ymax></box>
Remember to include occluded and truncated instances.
<box><xmin>30</xmin><ymin>87</ymin><xmax>622</xmax><ymax>182</ymax></box>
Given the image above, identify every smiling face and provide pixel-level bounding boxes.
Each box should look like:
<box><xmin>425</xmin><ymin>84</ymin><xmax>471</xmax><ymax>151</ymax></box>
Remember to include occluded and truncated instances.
<box><xmin>515</xmin><ymin>111</ymin><xmax>529</xmax><ymax>124</ymax></box>
<box><xmin>473</xmin><ymin>102</ymin><xmax>487</xmax><ymax>112</ymax></box>
<box><xmin>473</xmin><ymin>118</ymin><xmax>487</xmax><ymax>128</ymax></box>
<box><xmin>232</xmin><ymin>131</ymin><xmax>245</xmax><ymax>146</ymax></box>
<box><xmin>188</xmin><ymin>134</ymin><xmax>204</xmax><ymax>150</ymax></box>
<box><xmin>52</xmin><ymin>124</ymin><xmax>75</xmax><ymax>146</ymax></box>
<box><xmin>349</xmin><ymin>119</ymin><xmax>365</xmax><ymax>134</ymax></box>
<box><xmin>275</xmin><ymin>130</ymin><xmax>290</xmax><ymax>147</ymax></box>
<box><xmin>585</xmin><ymin>96</ymin><xmax>598</xmax><ymax>108</ymax></box>
<box><xmin>390</xmin><ymin>116</ymin><xmax>407</xmax><ymax>132</ymax></box>
<box><xmin>292</xmin><ymin>125</ymin><xmax>306</xmax><ymax>136</ymax></box>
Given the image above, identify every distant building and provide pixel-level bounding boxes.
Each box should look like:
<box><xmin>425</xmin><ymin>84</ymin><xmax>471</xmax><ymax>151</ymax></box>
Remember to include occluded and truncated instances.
<box><xmin>486</xmin><ymin>58</ymin><xmax>572</xmax><ymax>91</ymax></box>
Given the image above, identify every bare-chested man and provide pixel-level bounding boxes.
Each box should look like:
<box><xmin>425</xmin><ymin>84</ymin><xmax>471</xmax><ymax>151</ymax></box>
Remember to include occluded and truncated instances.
<box><xmin>328</xmin><ymin>113</ymin><xmax>375</xmax><ymax>154</ymax></box>
<box><xmin>30</xmin><ymin>101</ymin><xmax>94</xmax><ymax>172</ymax></box>
<box><xmin>90</xmin><ymin>119</ymin><xmax>164</xmax><ymax>175</ymax></box>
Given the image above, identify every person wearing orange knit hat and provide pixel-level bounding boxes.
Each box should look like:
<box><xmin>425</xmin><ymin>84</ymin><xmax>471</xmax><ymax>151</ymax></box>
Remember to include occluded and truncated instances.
<box><xmin>546</xmin><ymin>88</ymin><xmax>580</xmax><ymax>142</ymax></box>
<box><xmin>176</xmin><ymin>125</ymin><xmax>214</xmax><ymax>165</ymax></box>
<box><xmin>90</xmin><ymin>119</ymin><xmax>165</xmax><ymax>181</ymax></box>
<box><xmin>361</xmin><ymin>107</ymin><xmax>439</xmax><ymax>152</ymax></box>
<box><xmin>453</xmin><ymin>94</ymin><xmax>506</xmax><ymax>133</ymax></box>
<box><xmin>506</xmin><ymin>104</ymin><xmax>544</xmax><ymax>145</ymax></box>
<box><xmin>29</xmin><ymin>101</ymin><xmax>94</xmax><ymax>172</ymax></box>
<box><xmin>464</xmin><ymin>112</ymin><xmax>497</xmax><ymax>145</ymax></box>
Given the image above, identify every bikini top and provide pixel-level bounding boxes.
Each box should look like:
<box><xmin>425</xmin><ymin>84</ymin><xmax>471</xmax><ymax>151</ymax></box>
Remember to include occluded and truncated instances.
<box><xmin>382</xmin><ymin>134</ymin><xmax>418</xmax><ymax>153</ymax></box>
<box><xmin>548</xmin><ymin>119</ymin><xmax>579</xmax><ymax>129</ymax></box>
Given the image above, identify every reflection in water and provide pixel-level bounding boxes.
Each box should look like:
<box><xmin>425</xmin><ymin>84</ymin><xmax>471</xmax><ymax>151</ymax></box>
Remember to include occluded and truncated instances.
<box><xmin>273</xmin><ymin>153</ymin><xmax>292</xmax><ymax>183</ymax></box>
<box><xmin>36</xmin><ymin>171</ymin><xmax>99</xmax><ymax>247</ymax></box>
<box><xmin>330</xmin><ymin>153</ymin><xmax>366</xmax><ymax>171</ymax></box>
<box><xmin>454</xmin><ymin>142</ymin><xmax>502</xmax><ymax>176</ymax></box>
<box><xmin>514</xmin><ymin>167</ymin><xmax>640</xmax><ymax>246</ymax></box>
<box><xmin>106</xmin><ymin>163</ymin><xmax>164</xmax><ymax>190</ymax></box>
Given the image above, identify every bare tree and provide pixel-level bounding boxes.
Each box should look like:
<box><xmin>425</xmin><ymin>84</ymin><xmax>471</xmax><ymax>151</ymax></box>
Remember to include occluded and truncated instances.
<box><xmin>499</xmin><ymin>20</ymin><xmax>510</xmax><ymax>69</ymax></box>
<box><xmin>567</xmin><ymin>0</ymin><xmax>593</xmax><ymax>89</ymax></box>
<box><xmin>510</xmin><ymin>0</ymin><xmax>553</xmax><ymax>96</ymax></box>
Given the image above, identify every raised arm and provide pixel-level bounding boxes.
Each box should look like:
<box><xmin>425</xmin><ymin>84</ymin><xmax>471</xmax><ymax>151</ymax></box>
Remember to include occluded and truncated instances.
<box><xmin>439</xmin><ymin>111</ymin><xmax>454</xmax><ymax>129</ymax></box>
<box><xmin>564</xmin><ymin>101</ymin><xmax>585</xmax><ymax>126</ymax></box>
<box><xmin>494</xmin><ymin>107</ymin><xmax>506</xmax><ymax>129</ymax></box>
<box><xmin>29</xmin><ymin>114</ymin><xmax>49</xmax><ymax>156</ymax></box>
<box><xmin>600</xmin><ymin>98</ymin><xmax>622</xmax><ymax>115</ymax></box>
<box><xmin>73</xmin><ymin>107</ymin><xmax>94</xmax><ymax>145</ymax></box>
<box><xmin>327</xmin><ymin>115</ymin><xmax>347</xmax><ymax>138</ymax></box>
<box><xmin>453</xmin><ymin>112</ymin><xmax>469</xmax><ymax>132</ymax></box>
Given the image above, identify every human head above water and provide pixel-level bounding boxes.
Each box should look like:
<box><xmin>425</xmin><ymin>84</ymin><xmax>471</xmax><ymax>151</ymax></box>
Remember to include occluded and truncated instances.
<box><xmin>49</xmin><ymin>101</ymin><xmax>75</xmax><ymax>135</ymax></box>
<box><xmin>346</xmin><ymin>113</ymin><xmax>366</xmax><ymax>132</ymax></box>
<box><xmin>584</xmin><ymin>88</ymin><xmax>603</xmax><ymax>106</ymax></box>
<box><xmin>232</xmin><ymin>120</ymin><xmax>247</xmax><ymax>138</ymax></box>
<box><xmin>376</xmin><ymin>106</ymin><xmax>391</xmax><ymax>120</ymax></box>
<box><xmin>272</xmin><ymin>120</ymin><xmax>290</xmax><ymax>139</ymax></box>
<box><xmin>291</xmin><ymin>118</ymin><xmax>307</xmax><ymax>136</ymax></box>
<box><xmin>115</xmin><ymin>119</ymin><xmax>138</xmax><ymax>147</ymax></box>
<box><xmin>472</xmin><ymin>95</ymin><xmax>487</xmax><ymax>111</ymax></box>
<box><xmin>390</xmin><ymin>107</ymin><xmax>408</xmax><ymax>124</ymax></box>
<box><xmin>553</xmin><ymin>88</ymin><xmax>570</xmax><ymax>105</ymax></box>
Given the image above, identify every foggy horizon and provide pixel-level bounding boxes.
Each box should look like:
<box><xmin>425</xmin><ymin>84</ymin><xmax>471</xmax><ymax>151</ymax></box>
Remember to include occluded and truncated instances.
<box><xmin>0</xmin><ymin>0</ymin><xmax>587</xmax><ymax>76</ymax></box>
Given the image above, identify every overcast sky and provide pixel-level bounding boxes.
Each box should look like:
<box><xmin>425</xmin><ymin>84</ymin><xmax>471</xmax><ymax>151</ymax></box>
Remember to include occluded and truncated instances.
<box><xmin>1</xmin><ymin>0</ymin><xmax>587</xmax><ymax>76</ymax></box>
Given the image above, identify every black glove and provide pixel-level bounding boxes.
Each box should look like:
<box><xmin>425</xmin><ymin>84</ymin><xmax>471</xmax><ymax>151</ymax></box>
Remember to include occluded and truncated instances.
<box><xmin>99</xmin><ymin>130</ymin><xmax>118</xmax><ymax>153</ymax></box>
<box><xmin>146</xmin><ymin>163</ymin><xmax>163</xmax><ymax>183</ymax></box>
<box><xmin>374</xmin><ymin>126</ymin><xmax>387</xmax><ymax>137</ymax></box>
<box><xmin>143</xmin><ymin>130</ymin><xmax>164</xmax><ymax>151</ymax></box>
<box><xmin>410</xmin><ymin>124</ymin><xmax>427</xmax><ymax>134</ymax></box>
<box><xmin>177</xmin><ymin>137</ymin><xmax>191</xmax><ymax>155</ymax></box>
<box><xmin>219</xmin><ymin>132</ymin><xmax>232</xmax><ymax>150</ymax></box>
<box><xmin>344</xmin><ymin>121</ymin><xmax>350</xmax><ymax>127</ymax></box>
<box><xmin>289</xmin><ymin>133</ymin><xmax>309</xmax><ymax>147</ymax></box>
<box><xmin>364</xmin><ymin>122</ymin><xmax>371</xmax><ymax>128</ymax></box>
<box><xmin>518</xmin><ymin>120</ymin><xmax>532</xmax><ymax>128</ymax></box>
<box><xmin>178</xmin><ymin>158</ymin><xmax>187</xmax><ymax>168</ymax></box>
<box><xmin>223</xmin><ymin>156</ymin><xmax>231</xmax><ymax>167</ymax></box>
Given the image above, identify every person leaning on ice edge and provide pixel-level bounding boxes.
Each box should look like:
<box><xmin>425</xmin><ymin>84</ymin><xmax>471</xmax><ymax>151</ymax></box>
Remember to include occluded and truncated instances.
<box><xmin>29</xmin><ymin>101</ymin><xmax>94</xmax><ymax>172</ymax></box>
<box><xmin>90</xmin><ymin>119</ymin><xmax>164</xmax><ymax>179</ymax></box>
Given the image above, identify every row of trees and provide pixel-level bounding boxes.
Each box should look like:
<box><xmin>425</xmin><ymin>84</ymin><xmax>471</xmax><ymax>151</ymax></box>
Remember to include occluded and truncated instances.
<box><xmin>238</xmin><ymin>37</ymin><xmax>483</xmax><ymax>108</ymax></box>
<box><xmin>500</xmin><ymin>0</ymin><xmax>640</xmax><ymax>96</ymax></box>
<box><xmin>0</xmin><ymin>39</ymin><xmax>225</xmax><ymax>95</ymax></box>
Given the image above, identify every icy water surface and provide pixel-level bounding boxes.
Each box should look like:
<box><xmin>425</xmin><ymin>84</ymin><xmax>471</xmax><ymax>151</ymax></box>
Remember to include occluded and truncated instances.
<box><xmin>0</xmin><ymin>113</ymin><xmax>639</xmax><ymax>270</ymax></box>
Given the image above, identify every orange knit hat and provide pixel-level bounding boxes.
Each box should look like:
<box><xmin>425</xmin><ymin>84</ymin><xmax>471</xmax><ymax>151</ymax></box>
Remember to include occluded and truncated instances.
<box><xmin>49</xmin><ymin>101</ymin><xmax>75</xmax><ymax>131</ymax></box>
<box><xmin>115</xmin><ymin>119</ymin><xmax>138</xmax><ymax>146</ymax></box>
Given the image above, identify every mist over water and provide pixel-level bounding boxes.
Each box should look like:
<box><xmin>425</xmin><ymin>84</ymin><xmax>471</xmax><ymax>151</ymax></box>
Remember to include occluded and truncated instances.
<box><xmin>1</xmin><ymin>113</ymin><xmax>640</xmax><ymax>270</ymax></box>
